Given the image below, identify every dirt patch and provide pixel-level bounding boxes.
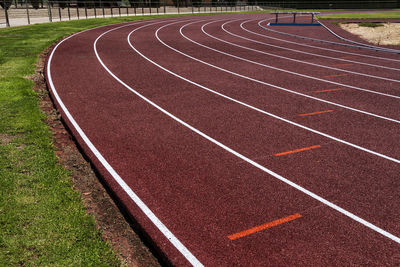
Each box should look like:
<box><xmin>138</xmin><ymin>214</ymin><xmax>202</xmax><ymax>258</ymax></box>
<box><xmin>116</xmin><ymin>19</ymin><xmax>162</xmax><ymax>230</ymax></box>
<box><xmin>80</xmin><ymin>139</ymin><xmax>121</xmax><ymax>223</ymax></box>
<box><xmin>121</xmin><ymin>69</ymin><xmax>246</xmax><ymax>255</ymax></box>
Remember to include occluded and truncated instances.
<box><xmin>0</xmin><ymin>133</ymin><xmax>25</xmax><ymax>150</ymax></box>
<box><xmin>32</xmin><ymin>49</ymin><xmax>161</xmax><ymax>267</ymax></box>
<box><xmin>0</xmin><ymin>133</ymin><xmax>16</xmax><ymax>145</ymax></box>
<box><xmin>340</xmin><ymin>22</ymin><xmax>400</xmax><ymax>46</ymax></box>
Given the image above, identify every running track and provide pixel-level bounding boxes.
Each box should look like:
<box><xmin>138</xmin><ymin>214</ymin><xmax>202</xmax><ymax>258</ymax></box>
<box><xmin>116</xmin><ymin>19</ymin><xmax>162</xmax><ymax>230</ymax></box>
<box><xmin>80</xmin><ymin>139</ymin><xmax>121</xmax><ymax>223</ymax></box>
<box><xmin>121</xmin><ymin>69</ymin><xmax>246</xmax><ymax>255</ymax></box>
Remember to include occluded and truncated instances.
<box><xmin>46</xmin><ymin>13</ymin><xmax>400</xmax><ymax>266</ymax></box>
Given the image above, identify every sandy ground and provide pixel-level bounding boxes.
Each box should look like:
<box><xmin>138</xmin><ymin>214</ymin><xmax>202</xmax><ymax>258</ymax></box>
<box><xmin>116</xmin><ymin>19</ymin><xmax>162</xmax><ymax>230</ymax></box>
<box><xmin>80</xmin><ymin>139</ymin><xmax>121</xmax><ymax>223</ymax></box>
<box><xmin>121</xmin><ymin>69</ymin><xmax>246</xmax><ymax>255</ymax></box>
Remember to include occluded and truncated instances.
<box><xmin>340</xmin><ymin>22</ymin><xmax>400</xmax><ymax>46</ymax></box>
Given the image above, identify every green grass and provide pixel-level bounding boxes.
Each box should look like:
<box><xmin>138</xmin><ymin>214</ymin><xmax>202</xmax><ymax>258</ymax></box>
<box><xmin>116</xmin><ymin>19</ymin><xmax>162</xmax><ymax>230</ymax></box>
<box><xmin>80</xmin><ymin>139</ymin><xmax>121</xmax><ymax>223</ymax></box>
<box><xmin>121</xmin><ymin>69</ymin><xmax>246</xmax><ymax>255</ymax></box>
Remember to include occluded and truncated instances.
<box><xmin>334</xmin><ymin>22</ymin><xmax>385</xmax><ymax>27</ymax></box>
<box><xmin>358</xmin><ymin>22</ymin><xmax>385</xmax><ymax>27</ymax></box>
<box><xmin>0</xmin><ymin>18</ymin><xmax>133</xmax><ymax>267</ymax></box>
<box><xmin>318</xmin><ymin>12</ymin><xmax>400</xmax><ymax>19</ymax></box>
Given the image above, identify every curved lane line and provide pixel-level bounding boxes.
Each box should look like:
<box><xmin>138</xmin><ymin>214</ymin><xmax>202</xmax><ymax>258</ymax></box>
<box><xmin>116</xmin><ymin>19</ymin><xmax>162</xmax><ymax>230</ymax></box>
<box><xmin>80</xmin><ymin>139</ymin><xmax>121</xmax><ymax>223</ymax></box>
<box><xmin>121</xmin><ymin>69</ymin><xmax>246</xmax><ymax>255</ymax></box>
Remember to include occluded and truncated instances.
<box><xmin>199</xmin><ymin>20</ymin><xmax>400</xmax><ymax>99</ymax></box>
<box><xmin>261</xmin><ymin>19</ymin><xmax>400</xmax><ymax>54</ymax></box>
<box><xmin>117</xmin><ymin>20</ymin><xmax>400</xmax><ymax>245</ymax></box>
<box><xmin>47</xmin><ymin>20</ymin><xmax>204</xmax><ymax>267</ymax></box>
<box><xmin>154</xmin><ymin>20</ymin><xmax>400</xmax><ymax>161</ymax></box>
<box><xmin>177</xmin><ymin>20</ymin><xmax>400</xmax><ymax>123</ymax></box>
<box><xmin>257</xmin><ymin>19</ymin><xmax>400</xmax><ymax>63</ymax></box>
<box><xmin>318</xmin><ymin>20</ymin><xmax>400</xmax><ymax>54</ymax></box>
<box><xmin>218</xmin><ymin>20</ymin><xmax>400</xmax><ymax>83</ymax></box>
<box><xmin>239</xmin><ymin>20</ymin><xmax>400</xmax><ymax>72</ymax></box>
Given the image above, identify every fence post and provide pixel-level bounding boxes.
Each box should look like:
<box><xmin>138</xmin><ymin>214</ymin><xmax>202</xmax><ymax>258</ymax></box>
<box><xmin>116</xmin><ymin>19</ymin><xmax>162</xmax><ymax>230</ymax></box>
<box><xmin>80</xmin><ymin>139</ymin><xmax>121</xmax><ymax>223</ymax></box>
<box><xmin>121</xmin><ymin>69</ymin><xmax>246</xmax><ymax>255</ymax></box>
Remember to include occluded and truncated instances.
<box><xmin>26</xmin><ymin>0</ymin><xmax>30</xmax><ymax>24</ymax></box>
<box><xmin>67</xmin><ymin>2</ymin><xmax>71</xmax><ymax>20</ymax></box>
<box><xmin>163</xmin><ymin>0</ymin><xmax>166</xmax><ymax>14</ymax></box>
<box><xmin>48</xmin><ymin>1</ymin><xmax>52</xmax><ymax>22</ymax></box>
<box><xmin>4</xmin><ymin>6</ymin><xmax>10</xmax><ymax>27</ymax></box>
<box><xmin>76</xmin><ymin>4</ymin><xmax>79</xmax><ymax>19</ymax></box>
<box><xmin>118</xmin><ymin>5</ymin><xmax>121</xmax><ymax>16</ymax></box>
<box><xmin>58</xmin><ymin>5</ymin><xmax>62</xmax><ymax>21</ymax></box>
<box><xmin>94</xmin><ymin>4</ymin><xmax>97</xmax><ymax>18</ymax></box>
<box><xmin>84</xmin><ymin>1</ymin><xmax>87</xmax><ymax>18</ymax></box>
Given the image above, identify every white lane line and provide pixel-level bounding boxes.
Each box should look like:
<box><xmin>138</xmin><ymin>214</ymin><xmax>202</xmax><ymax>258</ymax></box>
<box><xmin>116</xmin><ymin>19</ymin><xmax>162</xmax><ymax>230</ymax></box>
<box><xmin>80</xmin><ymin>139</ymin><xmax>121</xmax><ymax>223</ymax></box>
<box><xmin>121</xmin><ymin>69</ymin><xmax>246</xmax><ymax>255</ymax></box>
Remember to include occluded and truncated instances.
<box><xmin>257</xmin><ymin>19</ymin><xmax>400</xmax><ymax>64</ymax></box>
<box><xmin>218</xmin><ymin>20</ymin><xmax>400</xmax><ymax>83</ymax></box>
<box><xmin>104</xmin><ymin>19</ymin><xmax>400</xmax><ymax>245</ymax></box>
<box><xmin>238</xmin><ymin>20</ymin><xmax>400</xmax><ymax>72</ymax></box>
<box><xmin>153</xmin><ymin>20</ymin><xmax>400</xmax><ymax>162</ymax></box>
<box><xmin>177</xmin><ymin>21</ymin><xmax>400</xmax><ymax>123</ymax></box>
<box><xmin>48</xmin><ymin>20</ymin><xmax>204</xmax><ymax>267</ymax></box>
<box><xmin>199</xmin><ymin>20</ymin><xmax>400</xmax><ymax>99</ymax></box>
<box><xmin>318</xmin><ymin>20</ymin><xmax>400</xmax><ymax>54</ymax></box>
<box><xmin>94</xmin><ymin>20</ymin><xmax>204</xmax><ymax>267</ymax></box>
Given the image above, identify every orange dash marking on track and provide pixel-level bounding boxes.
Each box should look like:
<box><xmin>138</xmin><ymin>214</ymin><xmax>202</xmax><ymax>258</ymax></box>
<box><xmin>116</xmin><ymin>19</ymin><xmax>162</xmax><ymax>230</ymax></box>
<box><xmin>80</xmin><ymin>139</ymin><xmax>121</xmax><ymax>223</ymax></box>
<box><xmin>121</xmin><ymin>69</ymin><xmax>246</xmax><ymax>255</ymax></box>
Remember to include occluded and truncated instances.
<box><xmin>323</xmin><ymin>74</ymin><xmax>348</xmax><ymax>78</ymax></box>
<box><xmin>228</xmin><ymin>213</ymin><xmax>302</xmax><ymax>240</ymax></box>
<box><xmin>313</xmin><ymin>88</ymin><xmax>344</xmax><ymax>93</ymax></box>
<box><xmin>274</xmin><ymin>145</ymin><xmax>321</xmax><ymax>157</ymax></box>
<box><xmin>332</xmin><ymin>63</ymin><xmax>353</xmax><ymax>67</ymax></box>
<box><xmin>299</xmin><ymin>110</ymin><xmax>334</xmax><ymax>117</ymax></box>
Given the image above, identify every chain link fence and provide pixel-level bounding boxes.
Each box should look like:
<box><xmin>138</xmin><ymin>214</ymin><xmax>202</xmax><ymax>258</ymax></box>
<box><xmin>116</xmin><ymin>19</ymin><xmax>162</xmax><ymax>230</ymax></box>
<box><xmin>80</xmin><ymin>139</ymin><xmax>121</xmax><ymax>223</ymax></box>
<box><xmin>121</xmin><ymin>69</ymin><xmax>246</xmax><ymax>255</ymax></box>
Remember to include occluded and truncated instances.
<box><xmin>1</xmin><ymin>1</ymin><xmax>399</xmax><ymax>27</ymax></box>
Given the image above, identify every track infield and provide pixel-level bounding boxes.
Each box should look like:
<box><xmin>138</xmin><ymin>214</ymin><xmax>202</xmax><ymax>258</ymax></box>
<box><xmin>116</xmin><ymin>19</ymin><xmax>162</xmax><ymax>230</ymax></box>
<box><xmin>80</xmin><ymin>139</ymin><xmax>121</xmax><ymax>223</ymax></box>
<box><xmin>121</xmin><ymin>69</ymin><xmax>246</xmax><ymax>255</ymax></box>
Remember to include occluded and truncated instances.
<box><xmin>46</xmin><ymin>13</ymin><xmax>400</xmax><ymax>266</ymax></box>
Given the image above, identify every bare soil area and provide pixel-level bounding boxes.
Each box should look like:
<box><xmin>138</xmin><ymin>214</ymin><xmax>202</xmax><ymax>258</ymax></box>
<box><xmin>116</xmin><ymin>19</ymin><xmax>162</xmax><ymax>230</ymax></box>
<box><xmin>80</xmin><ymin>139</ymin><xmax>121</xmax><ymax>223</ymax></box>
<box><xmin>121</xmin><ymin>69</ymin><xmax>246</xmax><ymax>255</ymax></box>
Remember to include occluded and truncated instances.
<box><xmin>340</xmin><ymin>22</ymin><xmax>400</xmax><ymax>46</ymax></box>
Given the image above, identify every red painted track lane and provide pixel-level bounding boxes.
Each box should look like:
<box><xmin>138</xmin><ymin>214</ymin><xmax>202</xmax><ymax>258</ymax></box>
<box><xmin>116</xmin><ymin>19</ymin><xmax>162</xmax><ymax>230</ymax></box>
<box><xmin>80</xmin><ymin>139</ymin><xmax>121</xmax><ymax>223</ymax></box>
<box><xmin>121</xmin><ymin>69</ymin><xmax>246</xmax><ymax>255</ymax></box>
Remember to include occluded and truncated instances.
<box><xmin>207</xmin><ymin>20</ymin><xmax>400</xmax><ymax>91</ymax></box>
<box><xmin>178</xmin><ymin>21</ymin><xmax>400</xmax><ymax>113</ymax></box>
<box><xmin>152</xmin><ymin>21</ymin><xmax>400</xmax><ymax>155</ymax></box>
<box><xmin>46</xmin><ymin>14</ymin><xmax>400</xmax><ymax>266</ymax></box>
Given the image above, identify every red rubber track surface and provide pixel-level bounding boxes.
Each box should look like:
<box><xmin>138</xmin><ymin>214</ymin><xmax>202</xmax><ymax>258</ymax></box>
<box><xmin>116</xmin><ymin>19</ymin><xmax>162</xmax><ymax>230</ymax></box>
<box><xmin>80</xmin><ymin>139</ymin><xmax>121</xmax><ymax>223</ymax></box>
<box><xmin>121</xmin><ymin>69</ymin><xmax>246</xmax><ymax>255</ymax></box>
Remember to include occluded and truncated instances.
<box><xmin>46</xmin><ymin>13</ymin><xmax>400</xmax><ymax>266</ymax></box>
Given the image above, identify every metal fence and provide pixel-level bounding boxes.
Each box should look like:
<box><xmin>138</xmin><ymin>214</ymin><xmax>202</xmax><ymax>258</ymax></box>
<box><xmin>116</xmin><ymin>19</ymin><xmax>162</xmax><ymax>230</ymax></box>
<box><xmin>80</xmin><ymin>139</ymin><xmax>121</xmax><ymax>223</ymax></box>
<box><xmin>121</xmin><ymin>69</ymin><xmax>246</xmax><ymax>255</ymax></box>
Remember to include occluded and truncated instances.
<box><xmin>1</xmin><ymin>1</ymin><xmax>399</xmax><ymax>27</ymax></box>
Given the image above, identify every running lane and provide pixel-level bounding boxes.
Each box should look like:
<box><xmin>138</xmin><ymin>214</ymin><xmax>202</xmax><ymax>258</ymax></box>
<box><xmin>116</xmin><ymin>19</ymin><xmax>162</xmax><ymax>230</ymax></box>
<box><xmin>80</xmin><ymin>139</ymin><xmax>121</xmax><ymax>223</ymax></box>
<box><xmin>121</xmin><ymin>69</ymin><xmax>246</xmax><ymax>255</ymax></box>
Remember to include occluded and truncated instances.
<box><xmin>47</xmin><ymin>14</ymin><xmax>400</xmax><ymax>266</ymax></box>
